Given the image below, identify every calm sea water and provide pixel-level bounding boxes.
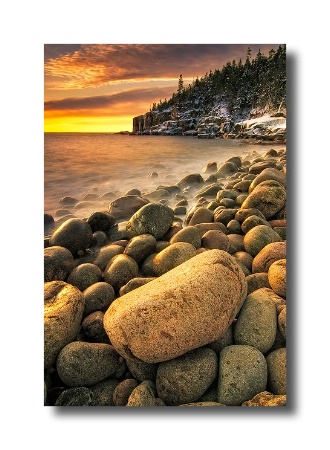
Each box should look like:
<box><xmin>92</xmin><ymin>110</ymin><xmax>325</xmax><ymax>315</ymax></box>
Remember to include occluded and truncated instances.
<box><xmin>44</xmin><ymin>133</ymin><xmax>284</xmax><ymax>220</ymax></box>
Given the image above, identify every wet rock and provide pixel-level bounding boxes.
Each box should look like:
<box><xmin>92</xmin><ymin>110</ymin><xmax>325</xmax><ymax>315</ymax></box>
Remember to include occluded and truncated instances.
<box><xmin>67</xmin><ymin>263</ymin><xmax>102</xmax><ymax>291</ymax></box>
<box><xmin>119</xmin><ymin>277</ymin><xmax>156</xmax><ymax>296</ymax></box>
<box><xmin>226</xmin><ymin>156</ymin><xmax>242</xmax><ymax>168</ymax></box>
<box><xmin>126</xmin><ymin>203</ymin><xmax>174</xmax><ymax>240</ymax></box>
<box><xmin>236</xmin><ymin>194</ymin><xmax>249</xmax><ymax>206</ymax></box>
<box><xmin>235</xmin><ymin>208</ymin><xmax>267</xmax><ymax>223</ymax></box>
<box><xmin>91</xmin><ymin>230</ymin><xmax>108</xmax><ymax>248</ymax></box>
<box><xmin>81</xmin><ymin>311</ymin><xmax>110</xmax><ymax>343</ymax></box>
<box><xmin>214</xmin><ymin>208</ymin><xmax>238</xmax><ymax>226</ymax></box>
<box><xmin>243</xmin><ymin>225</ymin><xmax>282</xmax><ymax>257</ymax></box>
<box><xmin>219</xmin><ymin>197</ymin><xmax>236</xmax><ymax>208</ymax></box>
<box><xmin>248</xmin><ymin>287</ymin><xmax>286</xmax><ymax>312</ymax></box>
<box><xmin>249</xmin><ymin>167</ymin><xmax>286</xmax><ymax>192</ymax></box>
<box><xmin>187</xmin><ymin>207</ymin><xmax>214</xmax><ymax>226</ymax></box>
<box><xmin>126</xmin><ymin>382</ymin><xmax>157</xmax><ymax>406</ymax></box>
<box><xmin>49</xmin><ymin>218</ymin><xmax>93</xmax><ymax>256</ymax></box>
<box><xmin>266</xmin><ymin>347</ymin><xmax>286</xmax><ymax>395</ymax></box>
<box><xmin>59</xmin><ymin>196</ymin><xmax>78</xmax><ymax>207</ymax></box>
<box><xmin>226</xmin><ymin>219</ymin><xmax>242</xmax><ymax>234</ymax></box>
<box><xmin>234</xmin><ymin>292</ymin><xmax>277</xmax><ymax>353</ymax></box>
<box><xmin>195</xmin><ymin>222</ymin><xmax>227</xmax><ymax>235</ymax></box>
<box><xmin>268</xmin><ymin>259</ymin><xmax>286</xmax><ymax>297</ymax></box>
<box><xmin>89</xmin><ymin>378</ymin><xmax>120</xmax><ymax>406</ymax></box>
<box><xmin>124</xmin><ymin>189</ymin><xmax>141</xmax><ymax>196</ymax></box>
<box><xmin>232</xmin><ymin>180</ymin><xmax>251</xmax><ymax>192</ymax></box>
<box><xmin>103</xmin><ymin>250</ymin><xmax>247</xmax><ymax>363</ymax></box>
<box><xmin>177</xmin><ymin>173</ymin><xmax>204</xmax><ymax>188</ymax></box>
<box><xmin>216</xmin><ymin>189</ymin><xmax>240</xmax><ymax>203</ymax></box>
<box><xmin>194</xmin><ymin>183</ymin><xmax>223</xmax><ymax>198</ymax></box>
<box><xmin>153</xmin><ymin>242</ymin><xmax>196</xmax><ymax>276</ymax></box>
<box><xmin>207</xmin><ymin>324</ymin><xmax>234</xmax><ymax>354</ymax></box>
<box><xmin>201</xmin><ymin>229</ymin><xmax>230</xmax><ymax>251</ymax></box>
<box><xmin>107</xmin><ymin>222</ymin><xmax>130</xmax><ymax>242</ymax></box>
<box><xmin>125</xmin><ymin>359</ymin><xmax>158</xmax><ymax>382</ymax></box>
<box><xmin>54</xmin><ymin>387</ymin><xmax>93</xmax><ymax>406</ymax></box>
<box><xmin>233</xmin><ymin>251</ymin><xmax>253</xmax><ymax>272</ymax></box>
<box><xmin>83</xmin><ymin>281</ymin><xmax>115</xmax><ymax>316</ymax></box>
<box><xmin>202</xmin><ymin>161</ymin><xmax>218</xmax><ymax>173</ymax></box>
<box><xmin>217</xmin><ymin>345</ymin><xmax>268</xmax><ymax>406</ymax></box>
<box><xmin>169</xmin><ymin>226</ymin><xmax>202</xmax><ymax>249</ymax></box>
<box><xmin>44</xmin><ymin>213</ymin><xmax>55</xmax><ymax>235</ymax></box>
<box><xmin>113</xmin><ymin>379</ymin><xmax>139</xmax><ymax>406</ymax></box>
<box><xmin>140</xmin><ymin>252</ymin><xmax>158</xmax><ymax>276</ymax></box>
<box><xmin>241</xmin><ymin>180</ymin><xmax>286</xmax><ymax>220</ymax></box>
<box><xmin>56</xmin><ymin>341</ymin><xmax>122</xmax><ymax>387</ymax></box>
<box><xmin>143</xmin><ymin>189</ymin><xmax>169</xmax><ymax>201</ymax></box>
<box><xmin>86</xmin><ymin>211</ymin><xmax>116</xmax><ymax>232</ymax></box>
<box><xmin>252</xmin><ymin>241</ymin><xmax>286</xmax><ymax>273</ymax></box>
<box><xmin>228</xmin><ymin>234</ymin><xmax>245</xmax><ymax>254</ymax></box>
<box><xmin>124</xmin><ymin>234</ymin><xmax>157</xmax><ymax>264</ymax></box>
<box><xmin>249</xmin><ymin>159</ymin><xmax>277</xmax><ymax>174</ymax></box>
<box><xmin>173</xmin><ymin>206</ymin><xmax>187</xmax><ymax>215</ymax></box>
<box><xmin>108</xmin><ymin>195</ymin><xmax>149</xmax><ymax>222</ymax></box>
<box><xmin>44</xmin><ymin>246</ymin><xmax>75</xmax><ymax>282</ymax></box>
<box><xmin>246</xmin><ymin>273</ymin><xmax>271</xmax><ymax>295</ymax></box>
<box><xmin>92</xmin><ymin>244</ymin><xmax>124</xmax><ymax>271</ymax></box>
<box><xmin>215</xmin><ymin>162</ymin><xmax>238</xmax><ymax>178</ymax></box>
<box><xmin>241</xmin><ymin>215</ymin><xmax>270</xmax><ymax>234</ymax></box>
<box><xmin>103</xmin><ymin>254</ymin><xmax>139</xmax><ymax>293</ymax></box>
<box><xmin>44</xmin><ymin>281</ymin><xmax>85</xmax><ymax>369</ymax></box>
<box><xmin>156</xmin><ymin>347</ymin><xmax>218</xmax><ymax>405</ymax></box>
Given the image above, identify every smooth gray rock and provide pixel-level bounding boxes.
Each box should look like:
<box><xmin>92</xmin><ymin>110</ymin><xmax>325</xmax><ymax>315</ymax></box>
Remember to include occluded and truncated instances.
<box><xmin>103</xmin><ymin>254</ymin><xmax>139</xmax><ymax>293</ymax></box>
<box><xmin>217</xmin><ymin>345</ymin><xmax>267</xmax><ymax>406</ymax></box>
<box><xmin>56</xmin><ymin>341</ymin><xmax>122</xmax><ymax>387</ymax></box>
<box><xmin>83</xmin><ymin>281</ymin><xmax>115</xmax><ymax>316</ymax></box>
<box><xmin>156</xmin><ymin>347</ymin><xmax>218</xmax><ymax>405</ymax></box>
<box><xmin>243</xmin><ymin>225</ymin><xmax>282</xmax><ymax>257</ymax></box>
<box><xmin>234</xmin><ymin>292</ymin><xmax>277</xmax><ymax>353</ymax></box>
<box><xmin>67</xmin><ymin>263</ymin><xmax>102</xmax><ymax>291</ymax></box>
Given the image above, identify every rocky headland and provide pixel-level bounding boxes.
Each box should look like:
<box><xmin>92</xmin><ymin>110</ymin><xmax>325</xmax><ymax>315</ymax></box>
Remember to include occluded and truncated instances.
<box><xmin>44</xmin><ymin>146</ymin><xmax>287</xmax><ymax>407</ymax></box>
<box><xmin>132</xmin><ymin>108</ymin><xmax>286</xmax><ymax>143</ymax></box>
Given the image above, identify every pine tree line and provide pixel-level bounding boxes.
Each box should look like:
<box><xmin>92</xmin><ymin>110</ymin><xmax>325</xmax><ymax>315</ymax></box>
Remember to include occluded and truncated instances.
<box><xmin>150</xmin><ymin>45</ymin><xmax>286</xmax><ymax>117</ymax></box>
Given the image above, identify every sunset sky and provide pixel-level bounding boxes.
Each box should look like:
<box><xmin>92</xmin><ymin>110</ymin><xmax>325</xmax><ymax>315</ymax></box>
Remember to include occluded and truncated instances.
<box><xmin>44</xmin><ymin>44</ymin><xmax>280</xmax><ymax>133</ymax></box>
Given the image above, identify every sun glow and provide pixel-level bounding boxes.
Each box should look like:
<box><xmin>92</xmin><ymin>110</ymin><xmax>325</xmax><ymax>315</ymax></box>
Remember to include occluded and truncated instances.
<box><xmin>44</xmin><ymin>114</ymin><xmax>133</xmax><ymax>133</ymax></box>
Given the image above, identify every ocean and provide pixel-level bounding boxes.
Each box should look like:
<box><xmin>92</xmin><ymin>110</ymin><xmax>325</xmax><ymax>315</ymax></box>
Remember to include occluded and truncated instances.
<box><xmin>44</xmin><ymin>133</ymin><xmax>284</xmax><ymax>221</ymax></box>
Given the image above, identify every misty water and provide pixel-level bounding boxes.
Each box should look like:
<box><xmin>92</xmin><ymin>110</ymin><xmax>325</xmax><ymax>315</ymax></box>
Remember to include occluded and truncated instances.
<box><xmin>44</xmin><ymin>133</ymin><xmax>285</xmax><ymax>222</ymax></box>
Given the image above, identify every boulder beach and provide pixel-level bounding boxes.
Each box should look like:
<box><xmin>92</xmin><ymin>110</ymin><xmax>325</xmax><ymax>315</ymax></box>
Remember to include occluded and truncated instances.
<box><xmin>44</xmin><ymin>145</ymin><xmax>287</xmax><ymax>407</ymax></box>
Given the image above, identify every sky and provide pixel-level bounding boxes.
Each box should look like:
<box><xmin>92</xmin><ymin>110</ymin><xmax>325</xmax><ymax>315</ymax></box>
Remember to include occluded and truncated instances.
<box><xmin>44</xmin><ymin>44</ymin><xmax>281</xmax><ymax>133</ymax></box>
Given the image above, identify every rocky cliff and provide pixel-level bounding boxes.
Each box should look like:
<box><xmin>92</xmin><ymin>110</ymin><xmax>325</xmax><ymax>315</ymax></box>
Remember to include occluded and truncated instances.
<box><xmin>132</xmin><ymin>101</ymin><xmax>286</xmax><ymax>143</ymax></box>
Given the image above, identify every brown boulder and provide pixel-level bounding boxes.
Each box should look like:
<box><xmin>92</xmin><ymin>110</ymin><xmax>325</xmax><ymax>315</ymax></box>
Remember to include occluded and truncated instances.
<box><xmin>103</xmin><ymin>250</ymin><xmax>247</xmax><ymax>363</ymax></box>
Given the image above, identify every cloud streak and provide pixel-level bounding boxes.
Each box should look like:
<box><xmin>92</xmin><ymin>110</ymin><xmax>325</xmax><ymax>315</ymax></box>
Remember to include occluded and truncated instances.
<box><xmin>44</xmin><ymin>44</ymin><xmax>280</xmax><ymax>90</ymax></box>
<box><xmin>44</xmin><ymin>85</ymin><xmax>177</xmax><ymax>116</ymax></box>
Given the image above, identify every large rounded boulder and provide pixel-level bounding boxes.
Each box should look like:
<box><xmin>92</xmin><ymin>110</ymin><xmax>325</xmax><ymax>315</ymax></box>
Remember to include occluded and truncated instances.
<box><xmin>103</xmin><ymin>249</ymin><xmax>247</xmax><ymax>364</ymax></box>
